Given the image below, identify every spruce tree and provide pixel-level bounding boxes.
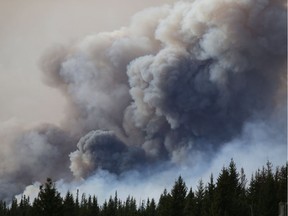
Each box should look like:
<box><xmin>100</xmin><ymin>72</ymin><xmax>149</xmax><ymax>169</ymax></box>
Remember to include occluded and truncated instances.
<box><xmin>215</xmin><ymin>160</ymin><xmax>249</xmax><ymax>216</ymax></box>
<box><xmin>184</xmin><ymin>188</ymin><xmax>196</xmax><ymax>216</ymax></box>
<box><xmin>145</xmin><ymin>198</ymin><xmax>156</xmax><ymax>216</ymax></box>
<box><xmin>32</xmin><ymin>178</ymin><xmax>63</xmax><ymax>216</ymax></box>
<box><xmin>170</xmin><ymin>176</ymin><xmax>188</xmax><ymax>216</ymax></box>
<box><xmin>19</xmin><ymin>195</ymin><xmax>31</xmax><ymax>216</ymax></box>
<box><xmin>261</xmin><ymin>161</ymin><xmax>278</xmax><ymax>216</ymax></box>
<box><xmin>194</xmin><ymin>179</ymin><xmax>205</xmax><ymax>216</ymax></box>
<box><xmin>90</xmin><ymin>195</ymin><xmax>100</xmax><ymax>216</ymax></box>
<box><xmin>157</xmin><ymin>189</ymin><xmax>171</xmax><ymax>216</ymax></box>
<box><xmin>202</xmin><ymin>174</ymin><xmax>216</xmax><ymax>216</ymax></box>
<box><xmin>63</xmin><ymin>191</ymin><xmax>76</xmax><ymax>216</ymax></box>
<box><xmin>275</xmin><ymin>164</ymin><xmax>287</xmax><ymax>203</ymax></box>
<box><xmin>0</xmin><ymin>201</ymin><xmax>8</xmax><ymax>216</ymax></box>
<box><xmin>215</xmin><ymin>166</ymin><xmax>231</xmax><ymax>216</ymax></box>
<box><xmin>9</xmin><ymin>198</ymin><xmax>18</xmax><ymax>216</ymax></box>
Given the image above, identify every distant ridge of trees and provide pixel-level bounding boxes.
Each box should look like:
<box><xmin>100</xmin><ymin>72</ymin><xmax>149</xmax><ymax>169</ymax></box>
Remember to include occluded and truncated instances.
<box><xmin>0</xmin><ymin>160</ymin><xmax>286</xmax><ymax>216</ymax></box>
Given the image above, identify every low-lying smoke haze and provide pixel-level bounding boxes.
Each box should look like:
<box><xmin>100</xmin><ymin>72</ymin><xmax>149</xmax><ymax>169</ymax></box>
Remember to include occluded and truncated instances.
<box><xmin>0</xmin><ymin>0</ymin><xmax>286</xmax><ymax>202</ymax></box>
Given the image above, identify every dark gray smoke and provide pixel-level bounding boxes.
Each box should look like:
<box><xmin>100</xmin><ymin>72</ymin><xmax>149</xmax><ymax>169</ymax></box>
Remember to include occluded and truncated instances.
<box><xmin>0</xmin><ymin>123</ymin><xmax>75</xmax><ymax>201</ymax></box>
<box><xmin>70</xmin><ymin>130</ymin><xmax>147</xmax><ymax>178</ymax></box>
<box><xmin>0</xmin><ymin>0</ymin><xmax>286</xmax><ymax>201</ymax></box>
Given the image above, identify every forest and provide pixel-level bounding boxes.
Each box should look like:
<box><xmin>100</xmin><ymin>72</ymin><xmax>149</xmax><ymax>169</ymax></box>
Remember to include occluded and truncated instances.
<box><xmin>0</xmin><ymin>160</ymin><xmax>286</xmax><ymax>216</ymax></box>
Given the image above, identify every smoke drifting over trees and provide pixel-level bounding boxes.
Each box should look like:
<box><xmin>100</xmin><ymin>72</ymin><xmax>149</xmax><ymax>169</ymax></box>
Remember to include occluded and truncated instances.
<box><xmin>1</xmin><ymin>161</ymin><xmax>287</xmax><ymax>216</ymax></box>
<box><xmin>0</xmin><ymin>0</ymin><xmax>286</xmax><ymax>201</ymax></box>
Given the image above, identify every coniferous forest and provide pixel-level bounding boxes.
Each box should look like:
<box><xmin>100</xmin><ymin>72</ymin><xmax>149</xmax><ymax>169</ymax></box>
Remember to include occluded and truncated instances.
<box><xmin>0</xmin><ymin>160</ymin><xmax>286</xmax><ymax>216</ymax></box>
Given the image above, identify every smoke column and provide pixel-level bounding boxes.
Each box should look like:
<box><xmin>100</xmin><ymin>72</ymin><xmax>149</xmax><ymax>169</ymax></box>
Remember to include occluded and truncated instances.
<box><xmin>1</xmin><ymin>0</ymin><xmax>286</xmax><ymax>201</ymax></box>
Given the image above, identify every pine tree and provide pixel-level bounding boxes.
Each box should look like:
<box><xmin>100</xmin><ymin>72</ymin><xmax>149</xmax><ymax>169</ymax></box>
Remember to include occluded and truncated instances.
<box><xmin>0</xmin><ymin>200</ymin><xmax>8</xmax><ymax>216</ymax></box>
<box><xmin>275</xmin><ymin>164</ymin><xmax>287</xmax><ymax>203</ymax></box>
<box><xmin>90</xmin><ymin>195</ymin><xmax>100</xmax><ymax>216</ymax></box>
<box><xmin>123</xmin><ymin>196</ymin><xmax>137</xmax><ymax>216</ymax></box>
<box><xmin>143</xmin><ymin>198</ymin><xmax>156</xmax><ymax>216</ymax></box>
<box><xmin>248</xmin><ymin>170</ymin><xmax>261</xmax><ymax>216</ymax></box>
<box><xmin>9</xmin><ymin>198</ymin><xmax>18</xmax><ymax>216</ymax></box>
<box><xmin>79</xmin><ymin>193</ymin><xmax>89</xmax><ymax>216</ymax></box>
<box><xmin>75</xmin><ymin>189</ymin><xmax>80</xmax><ymax>215</ymax></box>
<box><xmin>138</xmin><ymin>199</ymin><xmax>146</xmax><ymax>216</ymax></box>
<box><xmin>170</xmin><ymin>176</ymin><xmax>188</xmax><ymax>216</ymax></box>
<box><xmin>202</xmin><ymin>174</ymin><xmax>216</xmax><ymax>216</ymax></box>
<box><xmin>32</xmin><ymin>178</ymin><xmax>63</xmax><ymax>216</ymax></box>
<box><xmin>157</xmin><ymin>189</ymin><xmax>171</xmax><ymax>216</ymax></box>
<box><xmin>261</xmin><ymin>161</ymin><xmax>278</xmax><ymax>216</ymax></box>
<box><xmin>194</xmin><ymin>179</ymin><xmax>205</xmax><ymax>216</ymax></box>
<box><xmin>63</xmin><ymin>191</ymin><xmax>76</xmax><ymax>216</ymax></box>
<box><xmin>237</xmin><ymin>168</ymin><xmax>249</xmax><ymax>215</ymax></box>
<box><xmin>101</xmin><ymin>200</ymin><xmax>108</xmax><ymax>216</ymax></box>
<box><xmin>215</xmin><ymin>166</ymin><xmax>231</xmax><ymax>216</ymax></box>
<box><xmin>107</xmin><ymin>195</ymin><xmax>117</xmax><ymax>216</ymax></box>
<box><xmin>19</xmin><ymin>195</ymin><xmax>31</xmax><ymax>216</ymax></box>
<box><xmin>184</xmin><ymin>188</ymin><xmax>196</xmax><ymax>216</ymax></box>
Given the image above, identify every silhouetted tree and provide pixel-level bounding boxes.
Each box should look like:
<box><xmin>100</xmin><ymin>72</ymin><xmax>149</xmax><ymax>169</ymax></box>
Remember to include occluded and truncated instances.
<box><xmin>0</xmin><ymin>200</ymin><xmax>8</xmax><ymax>216</ymax></box>
<box><xmin>144</xmin><ymin>198</ymin><xmax>156</xmax><ymax>216</ymax></box>
<box><xmin>215</xmin><ymin>166</ymin><xmax>234</xmax><ymax>216</ymax></box>
<box><xmin>19</xmin><ymin>195</ymin><xmax>31</xmax><ymax>216</ymax></box>
<box><xmin>275</xmin><ymin>164</ymin><xmax>287</xmax><ymax>203</ymax></box>
<box><xmin>170</xmin><ymin>176</ymin><xmax>188</xmax><ymax>216</ymax></box>
<box><xmin>87</xmin><ymin>195</ymin><xmax>100</xmax><ymax>216</ymax></box>
<box><xmin>157</xmin><ymin>189</ymin><xmax>171</xmax><ymax>216</ymax></box>
<box><xmin>9</xmin><ymin>198</ymin><xmax>18</xmax><ymax>216</ymax></box>
<box><xmin>194</xmin><ymin>179</ymin><xmax>205</xmax><ymax>216</ymax></box>
<box><xmin>0</xmin><ymin>160</ymin><xmax>285</xmax><ymax>216</ymax></box>
<box><xmin>63</xmin><ymin>191</ymin><xmax>76</xmax><ymax>216</ymax></box>
<box><xmin>202</xmin><ymin>174</ymin><xmax>216</xmax><ymax>216</ymax></box>
<box><xmin>32</xmin><ymin>178</ymin><xmax>63</xmax><ymax>216</ymax></box>
<box><xmin>184</xmin><ymin>188</ymin><xmax>196</xmax><ymax>216</ymax></box>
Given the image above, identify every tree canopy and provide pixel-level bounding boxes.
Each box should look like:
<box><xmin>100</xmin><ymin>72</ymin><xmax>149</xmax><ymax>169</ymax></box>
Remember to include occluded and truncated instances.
<box><xmin>1</xmin><ymin>160</ymin><xmax>286</xmax><ymax>216</ymax></box>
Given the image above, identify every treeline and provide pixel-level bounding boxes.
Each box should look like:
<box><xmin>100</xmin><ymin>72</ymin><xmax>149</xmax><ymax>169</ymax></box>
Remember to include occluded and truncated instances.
<box><xmin>0</xmin><ymin>160</ymin><xmax>286</xmax><ymax>216</ymax></box>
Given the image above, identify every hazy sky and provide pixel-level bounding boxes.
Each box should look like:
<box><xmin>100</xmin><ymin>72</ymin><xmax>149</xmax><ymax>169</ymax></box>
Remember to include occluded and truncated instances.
<box><xmin>0</xmin><ymin>0</ymin><xmax>176</xmax><ymax>126</ymax></box>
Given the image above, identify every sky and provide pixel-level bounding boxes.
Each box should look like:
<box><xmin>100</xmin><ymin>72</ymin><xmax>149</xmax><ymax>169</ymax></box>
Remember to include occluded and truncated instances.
<box><xmin>0</xmin><ymin>0</ymin><xmax>175</xmax><ymax>126</ymax></box>
<box><xmin>0</xmin><ymin>0</ymin><xmax>287</xmax><ymax>204</ymax></box>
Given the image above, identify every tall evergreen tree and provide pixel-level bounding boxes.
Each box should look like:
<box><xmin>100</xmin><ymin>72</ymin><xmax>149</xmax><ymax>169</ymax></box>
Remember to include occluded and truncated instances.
<box><xmin>19</xmin><ymin>195</ymin><xmax>31</xmax><ymax>216</ymax></box>
<box><xmin>32</xmin><ymin>178</ymin><xmax>63</xmax><ymax>216</ymax></box>
<box><xmin>146</xmin><ymin>198</ymin><xmax>156</xmax><ymax>216</ymax></box>
<box><xmin>194</xmin><ymin>179</ymin><xmax>205</xmax><ymax>216</ymax></box>
<box><xmin>248</xmin><ymin>170</ymin><xmax>262</xmax><ymax>216</ymax></box>
<box><xmin>215</xmin><ymin>166</ymin><xmax>233</xmax><ymax>216</ymax></box>
<box><xmin>215</xmin><ymin>160</ymin><xmax>249</xmax><ymax>216</ymax></box>
<box><xmin>202</xmin><ymin>174</ymin><xmax>216</xmax><ymax>216</ymax></box>
<box><xmin>275</xmin><ymin>164</ymin><xmax>287</xmax><ymax>203</ymax></box>
<box><xmin>106</xmin><ymin>195</ymin><xmax>117</xmax><ymax>216</ymax></box>
<box><xmin>170</xmin><ymin>176</ymin><xmax>188</xmax><ymax>216</ymax></box>
<box><xmin>124</xmin><ymin>196</ymin><xmax>137</xmax><ymax>216</ymax></box>
<box><xmin>260</xmin><ymin>161</ymin><xmax>278</xmax><ymax>216</ymax></box>
<box><xmin>101</xmin><ymin>200</ymin><xmax>108</xmax><ymax>216</ymax></box>
<box><xmin>184</xmin><ymin>188</ymin><xmax>196</xmax><ymax>216</ymax></box>
<box><xmin>157</xmin><ymin>189</ymin><xmax>171</xmax><ymax>216</ymax></box>
<box><xmin>87</xmin><ymin>195</ymin><xmax>100</xmax><ymax>216</ymax></box>
<box><xmin>63</xmin><ymin>191</ymin><xmax>76</xmax><ymax>216</ymax></box>
<box><xmin>9</xmin><ymin>198</ymin><xmax>18</xmax><ymax>216</ymax></box>
<box><xmin>0</xmin><ymin>200</ymin><xmax>8</xmax><ymax>216</ymax></box>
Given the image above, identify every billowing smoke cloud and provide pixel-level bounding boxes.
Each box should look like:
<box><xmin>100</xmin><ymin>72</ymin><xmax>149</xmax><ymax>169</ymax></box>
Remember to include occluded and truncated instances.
<box><xmin>0</xmin><ymin>120</ymin><xmax>75</xmax><ymax>201</ymax></box>
<box><xmin>70</xmin><ymin>130</ymin><xmax>147</xmax><ymax>178</ymax></box>
<box><xmin>1</xmin><ymin>0</ymin><xmax>286</xmax><ymax>201</ymax></box>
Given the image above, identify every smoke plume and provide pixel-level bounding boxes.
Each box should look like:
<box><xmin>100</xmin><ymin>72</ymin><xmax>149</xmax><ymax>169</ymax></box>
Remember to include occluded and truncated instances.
<box><xmin>1</xmin><ymin>0</ymin><xmax>286</xmax><ymax>201</ymax></box>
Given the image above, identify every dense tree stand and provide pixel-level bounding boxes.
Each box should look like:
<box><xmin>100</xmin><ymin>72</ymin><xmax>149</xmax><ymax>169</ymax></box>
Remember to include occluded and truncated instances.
<box><xmin>0</xmin><ymin>160</ymin><xmax>286</xmax><ymax>216</ymax></box>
